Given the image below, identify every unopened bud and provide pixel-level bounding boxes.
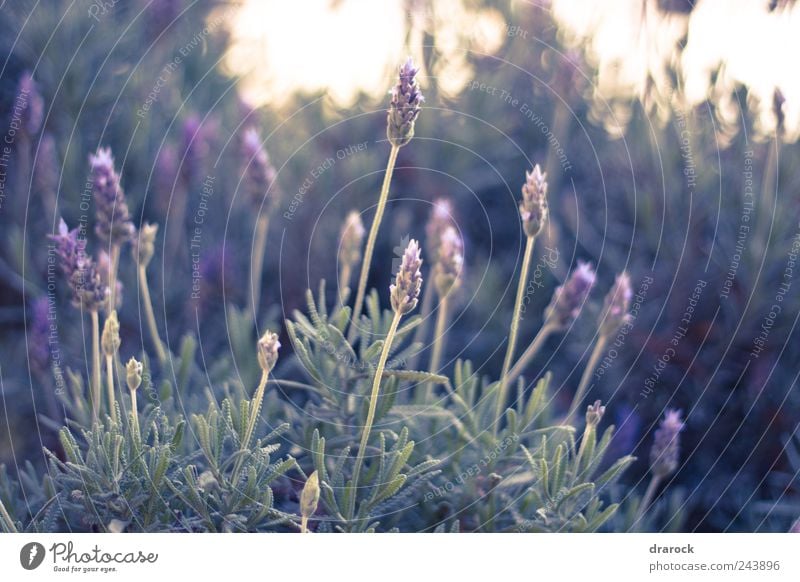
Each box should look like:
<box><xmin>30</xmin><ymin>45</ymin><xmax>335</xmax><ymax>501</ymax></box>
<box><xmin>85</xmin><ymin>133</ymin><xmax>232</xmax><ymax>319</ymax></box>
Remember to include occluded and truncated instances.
<box><xmin>585</xmin><ymin>400</ymin><xmax>605</xmax><ymax>427</ymax></box>
<box><xmin>126</xmin><ymin>357</ymin><xmax>142</xmax><ymax>392</ymax></box>
<box><xmin>257</xmin><ymin>330</ymin><xmax>281</xmax><ymax>373</ymax></box>
<box><xmin>519</xmin><ymin>164</ymin><xmax>548</xmax><ymax>238</ymax></box>
<box><xmin>300</xmin><ymin>470</ymin><xmax>321</xmax><ymax>520</ymax></box>
<box><xmin>101</xmin><ymin>311</ymin><xmax>121</xmax><ymax>357</ymax></box>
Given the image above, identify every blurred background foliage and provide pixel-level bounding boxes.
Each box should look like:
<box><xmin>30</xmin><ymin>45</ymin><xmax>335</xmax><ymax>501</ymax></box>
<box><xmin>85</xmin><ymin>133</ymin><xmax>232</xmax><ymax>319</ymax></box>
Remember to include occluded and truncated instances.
<box><xmin>1</xmin><ymin>0</ymin><xmax>799</xmax><ymax>531</ymax></box>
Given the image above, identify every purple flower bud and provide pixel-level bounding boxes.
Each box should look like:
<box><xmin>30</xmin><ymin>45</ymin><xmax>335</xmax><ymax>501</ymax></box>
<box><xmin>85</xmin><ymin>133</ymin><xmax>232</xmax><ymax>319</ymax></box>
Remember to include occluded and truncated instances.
<box><xmin>339</xmin><ymin>211</ymin><xmax>365</xmax><ymax>268</ymax></box>
<box><xmin>387</xmin><ymin>57</ymin><xmax>424</xmax><ymax>148</ymax></box>
<box><xmin>49</xmin><ymin>219</ymin><xmax>109</xmax><ymax>312</ymax></box>
<box><xmin>90</xmin><ymin>147</ymin><xmax>135</xmax><ymax>246</ymax></box>
<box><xmin>34</xmin><ymin>133</ymin><xmax>58</xmax><ymax>199</ymax></box>
<box><xmin>241</xmin><ymin>126</ymin><xmax>280</xmax><ymax>209</ymax></box>
<box><xmin>425</xmin><ymin>198</ymin><xmax>454</xmax><ymax>262</ymax></box>
<box><xmin>16</xmin><ymin>72</ymin><xmax>44</xmax><ymax>136</ymax></box>
<box><xmin>599</xmin><ymin>272</ymin><xmax>632</xmax><ymax>337</ymax></box>
<box><xmin>545</xmin><ymin>261</ymin><xmax>596</xmax><ymax>329</ymax></box>
<box><xmin>390</xmin><ymin>239</ymin><xmax>423</xmax><ymax>315</ymax></box>
<box><xmin>650</xmin><ymin>409</ymin><xmax>684</xmax><ymax>478</ymax></box>
<box><xmin>434</xmin><ymin>226</ymin><xmax>464</xmax><ymax>296</ymax></box>
<box><xmin>520</xmin><ymin>164</ymin><xmax>548</xmax><ymax>237</ymax></box>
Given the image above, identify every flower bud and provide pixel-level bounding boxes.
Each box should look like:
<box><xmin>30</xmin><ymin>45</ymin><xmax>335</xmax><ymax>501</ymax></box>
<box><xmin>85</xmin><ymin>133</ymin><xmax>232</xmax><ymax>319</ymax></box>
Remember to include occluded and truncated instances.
<box><xmin>545</xmin><ymin>261</ymin><xmax>596</xmax><ymax>329</ymax></box>
<box><xmin>386</xmin><ymin>57</ymin><xmax>424</xmax><ymax>148</ymax></box>
<box><xmin>425</xmin><ymin>198</ymin><xmax>454</xmax><ymax>263</ymax></box>
<box><xmin>433</xmin><ymin>226</ymin><xmax>464</xmax><ymax>296</ymax></box>
<box><xmin>339</xmin><ymin>211</ymin><xmax>365</xmax><ymax>269</ymax></box>
<box><xmin>585</xmin><ymin>400</ymin><xmax>605</xmax><ymax>428</ymax></box>
<box><xmin>599</xmin><ymin>272</ymin><xmax>632</xmax><ymax>338</ymax></box>
<box><xmin>257</xmin><ymin>330</ymin><xmax>281</xmax><ymax>373</ymax></box>
<box><xmin>101</xmin><ymin>311</ymin><xmax>121</xmax><ymax>357</ymax></box>
<box><xmin>390</xmin><ymin>239</ymin><xmax>423</xmax><ymax>315</ymax></box>
<box><xmin>90</xmin><ymin>147</ymin><xmax>136</xmax><ymax>247</ymax></box>
<box><xmin>519</xmin><ymin>164</ymin><xmax>548</xmax><ymax>238</ymax></box>
<box><xmin>300</xmin><ymin>470</ymin><xmax>321</xmax><ymax>521</ymax></box>
<box><xmin>126</xmin><ymin>357</ymin><xmax>143</xmax><ymax>392</ymax></box>
<box><xmin>650</xmin><ymin>409</ymin><xmax>684</xmax><ymax>478</ymax></box>
<box><xmin>135</xmin><ymin>223</ymin><xmax>159</xmax><ymax>268</ymax></box>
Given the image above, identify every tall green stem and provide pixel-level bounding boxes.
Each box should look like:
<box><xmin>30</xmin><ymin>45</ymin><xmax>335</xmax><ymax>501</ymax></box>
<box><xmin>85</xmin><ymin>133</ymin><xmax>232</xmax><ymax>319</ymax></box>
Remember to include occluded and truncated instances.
<box><xmin>90</xmin><ymin>310</ymin><xmax>101</xmax><ymax>422</ymax></box>
<box><xmin>248</xmin><ymin>214</ymin><xmax>271</xmax><ymax>323</ymax></box>
<box><xmin>232</xmin><ymin>369</ymin><xmax>270</xmax><ymax>487</ymax></box>
<box><xmin>421</xmin><ymin>296</ymin><xmax>449</xmax><ymax>403</ymax></box>
<box><xmin>407</xmin><ymin>281</ymin><xmax>435</xmax><ymax>371</ymax></box>
<box><xmin>105</xmin><ymin>354</ymin><xmax>116</xmax><ymax>422</ymax></box>
<box><xmin>347</xmin><ymin>145</ymin><xmax>400</xmax><ymax>343</ymax></box>
<box><xmin>635</xmin><ymin>473</ymin><xmax>662</xmax><ymax>527</ymax></box>
<box><xmin>338</xmin><ymin>263</ymin><xmax>352</xmax><ymax>306</ymax></box>
<box><xmin>507</xmin><ymin>322</ymin><xmax>556</xmax><ymax>385</ymax></box>
<box><xmin>565</xmin><ymin>335</ymin><xmax>607</xmax><ymax>424</ymax></box>
<box><xmin>139</xmin><ymin>264</ymin><xmax>166</xmax><ymax>364</ymax></box>
<box><xmin>494</xmin><ymin>235</ymin><xmax>536</xmax><ymax>436</ymax></box>
<box><xmin>348</xmin><ymin>309</ymin><xmax>402</xmax><ymax>519</ymax></box>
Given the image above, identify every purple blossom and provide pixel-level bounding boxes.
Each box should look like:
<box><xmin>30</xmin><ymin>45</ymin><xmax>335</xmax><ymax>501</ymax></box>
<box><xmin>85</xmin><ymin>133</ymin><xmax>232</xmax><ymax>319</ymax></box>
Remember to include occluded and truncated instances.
<box><xmin>434</xmin><ymin>226</ymin><xmax>464</xmax><ymax>296</ymax></box>
<box><xmin>520</xmin><ymin>164</ymin><xmax>548</xmax><ymax>237</ymax></box>
<box><xmin>90</xmin><ymin>147</ymin><xmax>135</xmax><ymax>246</ymax></box>
<box><xmin>49</xmin><ymin>219</ymin><xmax>108</xmax><ymax>312</ymax></box>
<box><xmin>16</xmin><ymin>72</ymin><xmax>44</xmax><ymax>136</ymax></box>
<box><xmin>650</xmin><ymin>409</ymin><xmax>685</xmax><ymax>478</ymax></box>
<box><xmin>545</xmin><ymin>261</ymin><xmax>596</xmax><ymax>329</ymax></box>
<box><xmin>599</xmin><ymin>272</ymin><xmax>633</xmax><ymax>337</ymax></box>
<box><xmin>387</xmin><ymin>57</ymin><xmax>424</xmax><ymax>148</ymax></box>
<box><xmin>390</xmin><ymin>239</ymin><xmax>423</xmax><ymax>315</ymax></box>
<box><xmin>425</xmin><ymin>198</ymin><xmax>454</xmax><ymax>262</ymax></box>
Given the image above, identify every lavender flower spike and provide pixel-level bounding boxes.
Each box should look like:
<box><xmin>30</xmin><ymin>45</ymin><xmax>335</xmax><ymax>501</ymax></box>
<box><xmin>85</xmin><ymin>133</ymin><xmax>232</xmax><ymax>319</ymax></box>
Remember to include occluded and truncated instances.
<box><xmin>49</xmin><ymin>219</ymin><xmax>108</xmax><ymax>312</ymax></box>
<box><xmin>425</xmin><ymin>198</ymin><xmax>454</xmax><ymax>262</ymax></box>
<box><xmin>17</xmin><ymin>72</ymin><xmax>44</xmax><ymax>136</ymax></box>
<box><xmin>650</xmin><ymin>409</ymin><xmax>685</xmax><ymax>478</ymax></box>
<box><xmin>390</xmin><ymin>239</ymin><xmax>423</xmax><ymax>315</ymax></box>
<box><xmin>434</xmin><ymin>226</ymin><xmax>464</xmax><ymax>296</ymax></box>
<box><xmin>520</xmin><ymin>164</ymin><xmax>548</xmax><ymax>237</ymax></box>
<box><xmin>257</xmin><ymin>330</ymin><xmax>281</xmax><ymax>373</ymax></box>
<box><xmin>599</xmin><ymin>272</ymin><xmax>633</xmax><ymax>337</ymax></box>
<box><xmin>90</xmin><ymin>147</ymin><xmax>135</xmax><ymax>247</ymax></box>
<box><xmin>387</xmin><ymin>57</ymin><xmax>424</xmax><ymax>148</ymax></box>
<box><xmin>545</xmin><ymin>261</ymin><xmax>596</xmax><ymax>329</ymax></box>
<box><xmin>241</xmin><ymin>126</ymin><xmax>280</xmax><ymax>209</ymax></box>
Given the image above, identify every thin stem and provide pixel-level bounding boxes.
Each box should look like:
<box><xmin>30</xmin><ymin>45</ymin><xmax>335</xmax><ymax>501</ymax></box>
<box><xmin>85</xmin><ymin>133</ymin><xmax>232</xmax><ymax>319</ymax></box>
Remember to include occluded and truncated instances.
<box><xmin>90</xmin><ymin>310</ymin><xmax>101</xmax><ymax>423</ymax></box>
<box><xmin>130</xmin><ymin>389</ymin><xmax>140</xmax><ymax>443</ymax></box>
<box><xmin>248</xmin><ymin>214</ymin><xmax>271</xmax><ymax>323</ymax></box>
<box><xmin>105</xmin><ymin>354</ymin><xmax>116</xmax><ymax>422</ymax></box>
<box><xmin>494</xmin><ymin>235</ymin><xmax>536</xmax><ymax>436</ymax></box>
<box><xmin>108</xmin><ymin>244</ymin><xmax>120</xmax><ymax>312</ymax></box>
<box><xmin>407</xmin><ymin>281</ymin><xmax>435</xmax><ymax>371</ymax></box>
<box><xmin>421</xmin><ymin>295</ymin><xmax>449</xmax><ymax>403</ymax></box>
<box><xmin>338</xmin><ymin>262</ymin><xmax>352</xmax><ymax>306</ymax></box>
<box><xmin>347</xmin><ymin>145</ymin><xmax>400</xmax><ymax>343</ymax></box>
<box><xmin>348</xmin><ymin>309</ymin><xmax>402</xmax><ymax>519</ymax></box>
<box><xmin>635</xmin><ymin>473</ymin><xmax>663</xmax><ymax>527</ymax></box>
<box><xmin>139</xmin><ymin>264</ymin><xmax>167</xmax><ymax>364</ymax></box>
<box><xmin>0</xmin><ymin>498</ymin><xmax>17</xmax><ymax>533</ymax></box>
<box><xmin>232</xmin><ymin>369</ymin><xmax>270</xmax><ymax>487</ymax></box>
<box><xmin>565</xmin><ymin>335</ymin><xmax>608</xmax><ymax>424</ymax></box>
<box><xmin>301</xmin><ymin>516</ymin><xmax>309</xmax><ymax>534</ymax></box>
<box><xmin>507</xmin><ymin>323</ymin><xmax>556</xmax><ymax>385</ymax></box>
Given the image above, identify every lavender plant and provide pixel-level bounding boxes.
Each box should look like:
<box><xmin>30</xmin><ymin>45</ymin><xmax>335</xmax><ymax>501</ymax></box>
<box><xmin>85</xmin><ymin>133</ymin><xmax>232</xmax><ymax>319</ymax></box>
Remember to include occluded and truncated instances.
<box><xmin>0</xmin><ymin>49</ymin><xmax>686</xmax><ymax>535</ymax></box>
